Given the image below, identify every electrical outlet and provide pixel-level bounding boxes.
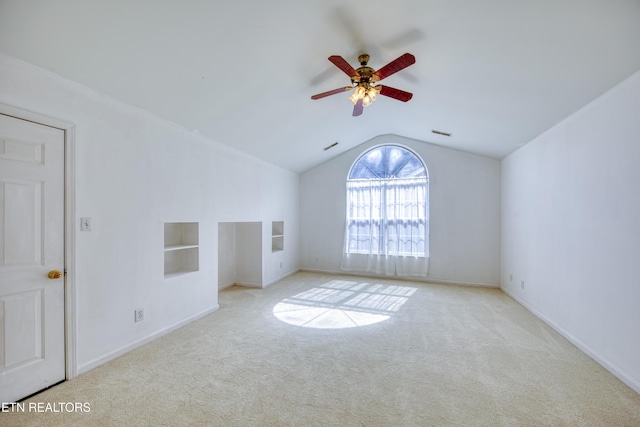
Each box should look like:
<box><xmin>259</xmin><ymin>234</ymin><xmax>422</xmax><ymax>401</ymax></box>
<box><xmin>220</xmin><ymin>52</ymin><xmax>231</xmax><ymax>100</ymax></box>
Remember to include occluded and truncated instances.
<box><xmin>135</xmin><ymin>308</ymin><xmax>144</xmax><ymax>322</ymax></box>
<box><xmin>509</xmin><ymin>274</ymin><xmax>513</xmax><ymax>282</ymax></box>
<box><xmin>520</xmin><ymin>280</ymin><xmax>525</xmax><ymax>290</ymax></box>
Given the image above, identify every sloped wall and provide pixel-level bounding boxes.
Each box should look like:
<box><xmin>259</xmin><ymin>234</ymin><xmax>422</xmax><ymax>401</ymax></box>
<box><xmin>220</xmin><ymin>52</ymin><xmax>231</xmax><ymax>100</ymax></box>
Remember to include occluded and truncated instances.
<box><xmin>0</xmin><ymin>53</ymin><xmax>299</xmax><ymax>373</ymax></box>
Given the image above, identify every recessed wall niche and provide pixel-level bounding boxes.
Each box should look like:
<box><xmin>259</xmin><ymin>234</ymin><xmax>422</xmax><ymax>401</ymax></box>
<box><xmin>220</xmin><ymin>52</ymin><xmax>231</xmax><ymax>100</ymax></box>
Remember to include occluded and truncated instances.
<box><xmin>164</xmin><ymin>222</ymin><xmax>199</xmax><ymax>277</ymax></box>
<box><xmin>272</xmin><ymin>221</ymin><xmax>284</xmax><ymax>252</ymax></box>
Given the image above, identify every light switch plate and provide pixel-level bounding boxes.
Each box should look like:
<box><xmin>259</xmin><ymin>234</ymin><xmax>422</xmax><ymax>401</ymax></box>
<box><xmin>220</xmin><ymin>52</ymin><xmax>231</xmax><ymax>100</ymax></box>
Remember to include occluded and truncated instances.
<box><xmin>80</xmin><ymin>217</ymin><xmax>92</xmax><ymax>231</ymax></box>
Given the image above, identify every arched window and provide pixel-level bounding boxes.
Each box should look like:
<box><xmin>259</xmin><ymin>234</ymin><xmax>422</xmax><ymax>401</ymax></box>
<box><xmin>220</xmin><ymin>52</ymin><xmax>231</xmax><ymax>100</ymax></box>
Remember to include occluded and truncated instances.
<box><xmin>341</xmin><ymin>145</ymin><xmax>429</xmax><ymax>277</ymax></box>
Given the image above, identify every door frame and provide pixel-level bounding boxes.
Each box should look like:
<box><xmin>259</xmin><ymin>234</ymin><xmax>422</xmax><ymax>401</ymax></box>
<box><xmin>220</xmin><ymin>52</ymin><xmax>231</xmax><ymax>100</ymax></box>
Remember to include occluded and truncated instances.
<box><xmin>0</xmin><ymin>102</ymin><xmax>78</xmax><ymax>380</ymax></box>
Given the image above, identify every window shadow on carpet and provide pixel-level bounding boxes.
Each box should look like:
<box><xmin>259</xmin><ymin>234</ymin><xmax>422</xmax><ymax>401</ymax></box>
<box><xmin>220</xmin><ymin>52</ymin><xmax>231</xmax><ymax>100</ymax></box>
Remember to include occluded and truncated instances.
<box><xmin>273</xmin><ymin>279</ymin><xmax>417</xmax><ymax>329</ymax></box>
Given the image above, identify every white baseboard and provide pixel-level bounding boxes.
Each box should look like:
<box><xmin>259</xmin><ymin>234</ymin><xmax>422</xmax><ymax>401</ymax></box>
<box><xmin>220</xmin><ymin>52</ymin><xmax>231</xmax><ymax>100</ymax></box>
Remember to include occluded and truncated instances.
<box><xmin>78</xmin><ymin>305</ymin><xmax>219</xmax><ymax>375</ymax></box>
<box><xmin>233</xmin><ymin>281</ymin><xmax>262</xmax><ymax>288</ymax></box>
<box><xmin>262</xmin><ymin>269</ymin><xmax>299</xmax><ymax>288</ymax></box>
<box><xmin>420</xmin><ymin>277</ymin><xmax>500</xmax><ymax>288</ymax></box>
<box><xmin>501</xmin><ymin>287</ymin><xmax>640</xmax><ymax>395</ymax></box>
<box><xmin>233</xmin><ymin>269</ymin><xmax>300</xmax><ymax>289</ymax></box>
<box><xmin>300</xmin><ymin>268</ymin><xmax>500</xmax><ymax>288</ymax></box>
<box><xmin>218</xmin><ymin>281</ymin><xmax>235</xmax><ymax>291</ymax></box>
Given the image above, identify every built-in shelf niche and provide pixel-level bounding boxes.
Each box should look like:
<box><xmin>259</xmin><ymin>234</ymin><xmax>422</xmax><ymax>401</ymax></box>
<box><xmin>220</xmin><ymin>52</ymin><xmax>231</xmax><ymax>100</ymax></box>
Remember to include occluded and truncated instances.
<box><xmin>271</xmin><ymin>221</ymin><xmax>284</xmax><ymax>252</ymax></box>
<box><xmin>164</xmin><ymin>222</ymin><xmax>199</xmax><ymax>277</ymax></box>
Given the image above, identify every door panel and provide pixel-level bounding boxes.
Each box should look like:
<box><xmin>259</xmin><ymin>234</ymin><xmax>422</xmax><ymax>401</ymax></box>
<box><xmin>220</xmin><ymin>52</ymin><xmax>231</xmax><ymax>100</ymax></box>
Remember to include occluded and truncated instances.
<box><xmin>0</xmin><ymin>113</ymin><xmax>65</xmax><ymax>402</ymax></box>
<box><xmin>1</xmin><ymin>289</ymin><xmax>43</xmax><ymax>369</ymax></box>
<box><xmin>1</xmin><ymin>179</ymin><xmax>43</xmax><ymax>265</ymax></box>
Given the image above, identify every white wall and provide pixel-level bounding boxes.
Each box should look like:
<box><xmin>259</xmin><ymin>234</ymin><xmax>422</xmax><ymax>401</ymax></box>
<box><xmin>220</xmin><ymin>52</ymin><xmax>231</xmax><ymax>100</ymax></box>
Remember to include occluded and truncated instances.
<box><xmin>218</xmin><ymin>223</ymin><xmax>236</xmax><ymax>289</ymax></box>
<box><xmin>0</xmin><ymin>53</ymin><xmax>299</xmax><ymax>373</ymax></box>
<box><xmin>501</xmin><ymin>70</ymin><xmax>640</xmax><ymax>393</ymax></box>
<box><xmin>234</xmin><ymin>222</ymin><xmax>263</xmax><ymax>287</ymax></box>
<box><xmin>300</xmin><ymin>134</ymin><xmax>501</xmax><ymax>286</ymax></box>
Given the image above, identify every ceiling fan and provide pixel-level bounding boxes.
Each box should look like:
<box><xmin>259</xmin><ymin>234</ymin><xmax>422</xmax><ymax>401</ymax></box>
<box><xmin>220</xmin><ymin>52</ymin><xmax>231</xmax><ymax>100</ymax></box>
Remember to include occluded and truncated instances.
<box><xmin>311</xmin><ymin>53</ymin><xmax>416</xmax><ymax>116</ymax></box>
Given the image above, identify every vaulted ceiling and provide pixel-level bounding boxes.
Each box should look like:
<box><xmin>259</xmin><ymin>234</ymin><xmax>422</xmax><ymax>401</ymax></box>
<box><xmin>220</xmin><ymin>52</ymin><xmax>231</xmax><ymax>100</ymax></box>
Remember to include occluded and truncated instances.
<box><xmin>1</xmin><ymin>1</ymin><xmax>639</xmax><ymax>172</ymax></box>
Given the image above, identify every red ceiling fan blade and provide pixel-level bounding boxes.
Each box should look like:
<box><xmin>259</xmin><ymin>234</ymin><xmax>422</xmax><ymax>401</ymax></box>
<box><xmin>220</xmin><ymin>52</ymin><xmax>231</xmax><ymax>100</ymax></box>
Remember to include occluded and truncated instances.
<box><xmin>352</xmin><ymin>98</ymin><xmax>364</xmax><ymax>116</ymax></box>
<box><xmin>311</xmin><ymin>86</ymin><xmax>353</xmax><ymax>100</ymax></box>
<box><xmin>328</xmin><ymin>55</ymin><xmax>358</xmax><ymax>78</ymax></box>
<box><xmin>373</xmin><ymin>53</ymin><xmax>416</xmax><ymax>81</ymax></box>
<box><xmin>379</xmin><ymin>85</ymin><xmax>413</xmax><ymax>102</ymax></box>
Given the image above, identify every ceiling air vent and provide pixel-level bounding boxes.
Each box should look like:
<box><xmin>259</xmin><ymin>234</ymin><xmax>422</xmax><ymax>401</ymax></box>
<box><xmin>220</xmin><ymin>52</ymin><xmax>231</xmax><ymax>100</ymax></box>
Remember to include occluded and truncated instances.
<box><xmin>324</xmin><ymin>142</ymin><xmax>339</xmax><ymax>151</ymax></box>
<box><xmin>432</xmin><ymin>130</ymin><xmax>452</xmax><ymax>137</ymax></box>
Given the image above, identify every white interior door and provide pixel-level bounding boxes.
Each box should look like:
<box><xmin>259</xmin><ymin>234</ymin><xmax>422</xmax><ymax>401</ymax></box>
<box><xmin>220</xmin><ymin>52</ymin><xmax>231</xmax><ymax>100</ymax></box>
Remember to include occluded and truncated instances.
<box><xmin>0</xmin><ymin>113</ymin><xmax>65</xmax><ymax>402</ymax></box>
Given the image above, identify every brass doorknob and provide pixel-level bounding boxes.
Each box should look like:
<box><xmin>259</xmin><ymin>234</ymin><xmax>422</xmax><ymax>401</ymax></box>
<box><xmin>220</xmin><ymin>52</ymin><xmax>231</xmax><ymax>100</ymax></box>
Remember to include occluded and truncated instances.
<box><xmin>48</xmin><ymin>270</ymin><xmax>63</xmax><ymax>279</ymax></box>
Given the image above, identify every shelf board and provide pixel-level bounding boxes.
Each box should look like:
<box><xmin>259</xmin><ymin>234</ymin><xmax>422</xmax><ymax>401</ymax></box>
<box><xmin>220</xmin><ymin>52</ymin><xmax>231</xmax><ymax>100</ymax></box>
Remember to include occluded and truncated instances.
<box><xmin>164</xmin><ymin>269</ymin><xmax>198</xmax><ymax>279</ymax></box>
<box><xmin>164</xmin><ymin>244</ymin><xmax>199</xmax><ymax>251</ymax></box>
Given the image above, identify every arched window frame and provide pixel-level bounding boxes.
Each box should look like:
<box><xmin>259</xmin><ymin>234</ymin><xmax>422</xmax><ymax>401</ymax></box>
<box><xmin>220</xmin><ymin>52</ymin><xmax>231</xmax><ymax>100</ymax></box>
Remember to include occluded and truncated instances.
<box><xmin>342</xmin><ymin>144</ymin><xmax>430</xmax><ymax>277</ymax></box>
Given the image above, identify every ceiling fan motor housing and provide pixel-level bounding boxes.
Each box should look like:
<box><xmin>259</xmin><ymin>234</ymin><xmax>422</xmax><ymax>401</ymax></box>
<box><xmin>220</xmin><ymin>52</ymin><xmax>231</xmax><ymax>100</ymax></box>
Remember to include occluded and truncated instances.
<box><xmin>352</xmin><ymin>54</ymin><xmax>379</xmax><ymax>84</ymax></box>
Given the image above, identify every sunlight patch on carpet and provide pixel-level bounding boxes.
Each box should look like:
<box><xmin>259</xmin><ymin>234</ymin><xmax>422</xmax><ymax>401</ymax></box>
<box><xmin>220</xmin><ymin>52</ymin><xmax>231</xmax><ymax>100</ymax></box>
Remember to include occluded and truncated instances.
<box><xmin>273</xmin><ymin>279</ymin><xmax>417</xmax><ymax>329</ymax></box>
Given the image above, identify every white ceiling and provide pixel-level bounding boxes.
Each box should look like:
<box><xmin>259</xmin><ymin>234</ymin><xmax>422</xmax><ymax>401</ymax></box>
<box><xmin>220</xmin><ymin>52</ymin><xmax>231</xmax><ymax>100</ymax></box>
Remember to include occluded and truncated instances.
<box><xmin>1</xmin><ymin>0</ymin><xmax>639</xmax><ymax>173</ymax></box>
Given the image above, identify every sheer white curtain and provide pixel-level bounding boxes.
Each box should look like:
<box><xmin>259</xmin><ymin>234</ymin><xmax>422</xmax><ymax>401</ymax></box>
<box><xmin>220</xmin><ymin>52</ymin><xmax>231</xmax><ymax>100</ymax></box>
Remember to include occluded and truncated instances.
<box><xmin>341</xmin><ymin>177</ymin><xmax>429</xmax><ymax>277</ymax></box>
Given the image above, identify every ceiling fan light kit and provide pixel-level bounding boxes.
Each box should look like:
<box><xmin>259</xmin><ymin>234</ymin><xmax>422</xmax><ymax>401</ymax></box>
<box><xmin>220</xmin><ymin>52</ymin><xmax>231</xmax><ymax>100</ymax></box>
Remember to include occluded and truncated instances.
<box><xmin>349</xmin><ymin>83</ymin><xmax>380</xmax><ymax>106</ymax></box>
<box><xmin>311</xmin><ymin>53</ymin><xmax>416</xmax><ymax>116</ymax></box>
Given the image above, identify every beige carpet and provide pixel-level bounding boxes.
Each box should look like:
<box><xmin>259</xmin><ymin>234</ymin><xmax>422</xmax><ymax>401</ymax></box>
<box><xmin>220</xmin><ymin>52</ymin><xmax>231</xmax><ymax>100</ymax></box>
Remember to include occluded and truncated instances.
<box><xmin>3</xmin><ymin>272</ymin><xmax>640</xmax><ymax>426</ymax></box>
